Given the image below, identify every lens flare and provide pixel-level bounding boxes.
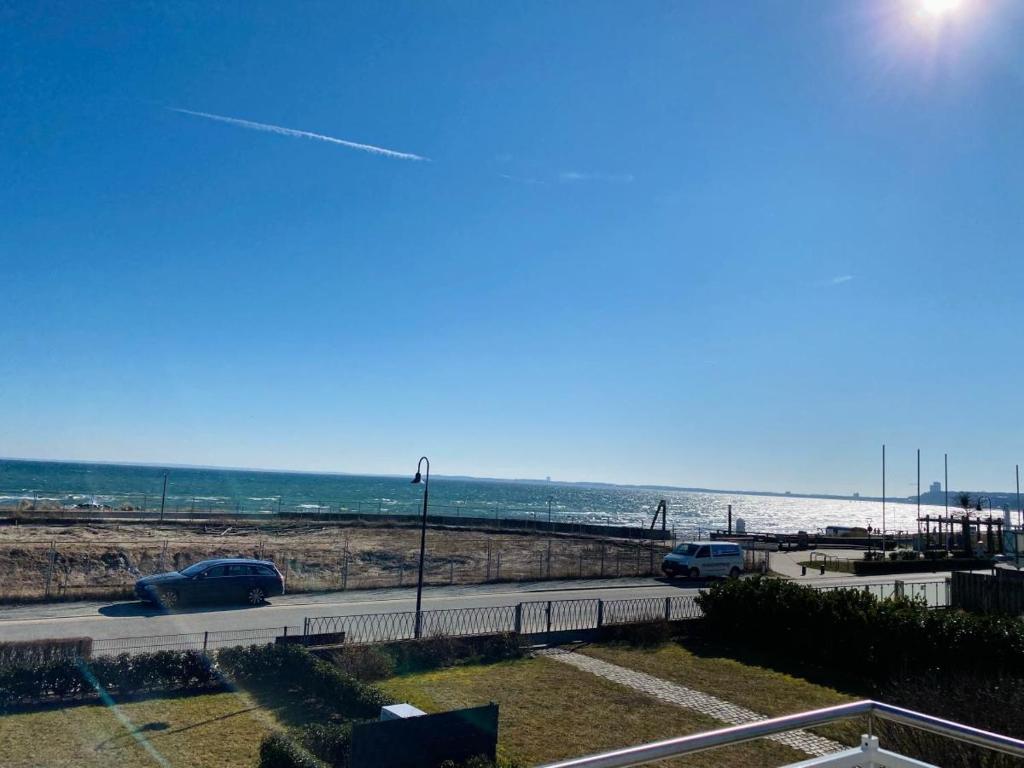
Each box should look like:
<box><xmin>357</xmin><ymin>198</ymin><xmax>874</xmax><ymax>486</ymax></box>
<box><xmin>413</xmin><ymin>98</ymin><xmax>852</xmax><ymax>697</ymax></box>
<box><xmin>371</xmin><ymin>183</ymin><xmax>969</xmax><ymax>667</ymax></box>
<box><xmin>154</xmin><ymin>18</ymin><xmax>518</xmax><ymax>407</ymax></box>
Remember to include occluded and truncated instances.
<box><xmin>919</xmin><ymin>0</ymin><xmax>962</xmax><ymax>16</ymax></box>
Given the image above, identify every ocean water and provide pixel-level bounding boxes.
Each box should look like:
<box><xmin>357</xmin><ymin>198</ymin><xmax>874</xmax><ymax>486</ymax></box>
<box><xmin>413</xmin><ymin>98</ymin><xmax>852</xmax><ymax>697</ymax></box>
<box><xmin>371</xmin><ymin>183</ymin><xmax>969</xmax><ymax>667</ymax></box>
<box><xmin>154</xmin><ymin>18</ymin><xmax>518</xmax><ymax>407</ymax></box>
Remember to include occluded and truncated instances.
<box><xmin>0</xmin><ymin>459</ymin><xmax>943</xmax><ymax>535</ymax></box>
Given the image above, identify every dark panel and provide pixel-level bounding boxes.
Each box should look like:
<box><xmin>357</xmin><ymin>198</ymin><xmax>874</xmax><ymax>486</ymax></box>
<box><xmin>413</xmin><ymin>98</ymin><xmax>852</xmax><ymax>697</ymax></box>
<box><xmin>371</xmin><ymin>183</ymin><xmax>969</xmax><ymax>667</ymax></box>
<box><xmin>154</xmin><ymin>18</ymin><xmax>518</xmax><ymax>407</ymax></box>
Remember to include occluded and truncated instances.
<box><xmin>350</xmin><ymin>703</ymin><xmax>498</xmax><ymax>768</ymax></box>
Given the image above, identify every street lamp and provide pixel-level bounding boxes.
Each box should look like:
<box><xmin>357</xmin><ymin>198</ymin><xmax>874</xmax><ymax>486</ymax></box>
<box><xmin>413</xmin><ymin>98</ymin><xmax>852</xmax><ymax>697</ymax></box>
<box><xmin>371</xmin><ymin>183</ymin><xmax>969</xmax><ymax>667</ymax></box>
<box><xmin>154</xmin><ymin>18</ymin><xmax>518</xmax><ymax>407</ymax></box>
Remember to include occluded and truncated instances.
<box><xmin>411</xmin><ymin>456</ymin><xmax>430</xmax><ymax>639</ymax></box>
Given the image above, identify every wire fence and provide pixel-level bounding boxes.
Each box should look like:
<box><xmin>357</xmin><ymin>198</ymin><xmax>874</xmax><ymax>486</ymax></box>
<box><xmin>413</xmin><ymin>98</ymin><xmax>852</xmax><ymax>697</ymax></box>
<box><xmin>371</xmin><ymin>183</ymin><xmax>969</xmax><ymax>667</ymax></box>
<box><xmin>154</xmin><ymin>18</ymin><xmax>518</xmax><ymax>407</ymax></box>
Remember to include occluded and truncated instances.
<box><xmin>0</xmin><ymin>535</ymin><xmax>677</xmax><ymax>603</ymax></box>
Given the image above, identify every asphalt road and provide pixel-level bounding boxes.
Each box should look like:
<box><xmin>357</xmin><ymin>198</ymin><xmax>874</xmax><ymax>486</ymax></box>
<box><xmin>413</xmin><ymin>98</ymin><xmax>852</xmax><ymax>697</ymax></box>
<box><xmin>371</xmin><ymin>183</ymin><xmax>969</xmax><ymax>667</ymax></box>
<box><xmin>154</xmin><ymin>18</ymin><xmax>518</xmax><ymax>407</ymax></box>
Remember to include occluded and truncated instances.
<box><xmin>0</xmin><ymin>571</ymin><xmax>951</xmax><ymax>644</ymax></box>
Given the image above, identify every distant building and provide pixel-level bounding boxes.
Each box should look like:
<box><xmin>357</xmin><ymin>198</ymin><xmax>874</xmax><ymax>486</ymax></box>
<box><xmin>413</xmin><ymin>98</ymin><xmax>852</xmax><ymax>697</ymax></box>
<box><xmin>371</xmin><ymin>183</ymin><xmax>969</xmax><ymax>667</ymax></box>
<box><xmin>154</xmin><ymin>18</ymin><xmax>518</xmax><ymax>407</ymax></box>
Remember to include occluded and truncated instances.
<box><xmin>852</xmin><ymin>492</ymin><xmax>860</xmax><ymax>498</ymax></box>
<box><xmin>930</xmin><ymin>481</ymin><xmax>942</xmax><ymax>495</ymax></box>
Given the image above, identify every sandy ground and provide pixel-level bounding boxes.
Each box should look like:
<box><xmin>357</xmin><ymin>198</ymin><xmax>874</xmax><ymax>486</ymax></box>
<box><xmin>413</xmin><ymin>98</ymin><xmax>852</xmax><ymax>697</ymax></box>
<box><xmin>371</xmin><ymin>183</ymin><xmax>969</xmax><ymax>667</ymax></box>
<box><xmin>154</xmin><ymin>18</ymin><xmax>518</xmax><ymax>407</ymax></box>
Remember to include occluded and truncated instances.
<box><xmin>0</xmin><ymin>520</ymin><xmax>668</xmax><ymax>603</ymax></box>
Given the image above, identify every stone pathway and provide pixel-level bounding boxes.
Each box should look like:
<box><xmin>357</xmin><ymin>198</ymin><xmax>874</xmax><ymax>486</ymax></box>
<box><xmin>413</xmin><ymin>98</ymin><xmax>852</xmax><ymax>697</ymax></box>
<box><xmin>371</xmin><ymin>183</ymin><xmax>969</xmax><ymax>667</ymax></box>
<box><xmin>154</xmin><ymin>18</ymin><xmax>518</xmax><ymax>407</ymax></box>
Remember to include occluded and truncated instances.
<box><xmin>539</xmin><ymin>648</ymin><xmax>845</xmax><ymax>758</ymax></box>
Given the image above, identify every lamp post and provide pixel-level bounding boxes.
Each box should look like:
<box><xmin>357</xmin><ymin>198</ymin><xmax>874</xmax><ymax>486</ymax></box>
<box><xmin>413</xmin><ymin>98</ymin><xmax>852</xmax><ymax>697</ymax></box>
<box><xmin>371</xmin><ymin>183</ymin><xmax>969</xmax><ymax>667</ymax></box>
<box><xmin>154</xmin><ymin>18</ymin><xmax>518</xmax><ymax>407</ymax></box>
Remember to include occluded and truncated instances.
<box><xmin>410</xmin><ymin>456</ymin><xmax>430</xmax><ymax>639</ymax></box>
<box><xmin>159</xmin><ymin>472</ymin><xmax>168</xmax><ymax>523</ymax></box>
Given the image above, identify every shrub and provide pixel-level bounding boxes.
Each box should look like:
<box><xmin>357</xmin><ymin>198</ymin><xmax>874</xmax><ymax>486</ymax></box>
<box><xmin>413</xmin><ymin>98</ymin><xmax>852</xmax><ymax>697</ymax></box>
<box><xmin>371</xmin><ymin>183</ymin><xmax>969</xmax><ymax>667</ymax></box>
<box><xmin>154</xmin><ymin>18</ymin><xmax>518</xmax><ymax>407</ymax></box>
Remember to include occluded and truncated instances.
<box><xmin>217</xmin><ymin>644</ymin><xmax>393</xmax><ymax>719</ymax></box>
<box><xmin>383</xmin><ymin>633</ymin><xmax>524</xmax><ymax>676</ymax></box>
<box><xmin>259</xmin><ymin>732</ymin><xmax>328</xmax><ymax>768</ymax></box>
<box><xmin>0</xmin><ymin>638</ymin><xmax>92</xmax><ymax>666</ymax></box>
<box><xmin>297</xmin><ymin>722</ymin><xmax>353</xmax><ymax>767</ymax></box>
<box><xmin>695</xmin><ymin>577</ymin><xmax>1024</xmax><ymax>684</ymax></box>
<box><xmin>0</xmin><ymin>649</ymin><xmax>217</xmax><ymax>708</ymax></box>
<box><xmin>322</xmin><ymin>645</ymin><xmax>395</xmax><ymax>682</ymax></box>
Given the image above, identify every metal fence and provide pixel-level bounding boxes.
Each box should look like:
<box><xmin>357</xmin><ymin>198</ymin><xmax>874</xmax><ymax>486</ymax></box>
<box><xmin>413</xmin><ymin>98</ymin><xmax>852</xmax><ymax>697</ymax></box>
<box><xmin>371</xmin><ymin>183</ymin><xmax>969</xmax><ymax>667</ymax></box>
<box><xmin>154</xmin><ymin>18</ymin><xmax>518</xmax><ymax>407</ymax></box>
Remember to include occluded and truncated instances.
<box><xmin>304</xmin><ymin>594</ymin><xmax>705</xmax><ymax>643</ymax></box>
<box><xmin>811</xmin><ymin>578</ymin><xmax>949</xmax><ymax>608</ymax></box>
<box><xmin>68</xmin><ymin>578</ymin><xmax>949</xmax><ymax>657</ymax></box>
<box><xmin>90</xmin><ymin>626</ymin><xmax>302</xmax><ymax>657</ymax></box>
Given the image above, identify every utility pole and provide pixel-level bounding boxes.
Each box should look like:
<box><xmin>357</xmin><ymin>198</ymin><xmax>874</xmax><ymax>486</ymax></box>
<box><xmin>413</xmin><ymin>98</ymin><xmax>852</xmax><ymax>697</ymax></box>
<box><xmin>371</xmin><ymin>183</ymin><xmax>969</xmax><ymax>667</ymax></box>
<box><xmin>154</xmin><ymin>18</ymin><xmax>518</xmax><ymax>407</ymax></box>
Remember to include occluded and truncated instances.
<box><xmin>916</xmin><ymin>449</ymin><xmax>921</xmax><ymax>537</ymax></box>
<box><xmin>1016</xmin><ymin>464</ymin><xmax>1021</xmax><ymax>528</ymax></box>
<box><xmin>944</xmin><ymin>454</ymin><xmax>949</xmax><ymax>518</ymax></box>
<box><xmin>159</xmin><ymin>472</ymin><xmax>168</xmax><ymax>523</ymax></box>
<box><xmin>881</xmin><ymin>444</ymin><xmax>886</xmax><ymax>553</ymax></box>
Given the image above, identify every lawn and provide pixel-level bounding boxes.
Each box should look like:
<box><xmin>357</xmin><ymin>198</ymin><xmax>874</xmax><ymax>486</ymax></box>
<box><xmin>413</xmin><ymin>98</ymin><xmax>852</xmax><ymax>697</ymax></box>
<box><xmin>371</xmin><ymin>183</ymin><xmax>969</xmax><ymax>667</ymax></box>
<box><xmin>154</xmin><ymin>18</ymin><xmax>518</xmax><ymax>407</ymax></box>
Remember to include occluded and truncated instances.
<box><xmin>381</xmin><ymin>656</ymin><xmax>808</xmax><ymax>767</ymax></box>
<box><xmin>0</xmin><ymin>690</ymin><xmax>280</xmax><ymax>768</ymax></box>
<box><xmin>580</xmin><ymin>641</ymin><xmax>862</xmax><ymax>746</ymax></box>
<box><xmin>580</xmin><ymin>642</ymin><xmax>856</xmax><ymax>717</ymax></box>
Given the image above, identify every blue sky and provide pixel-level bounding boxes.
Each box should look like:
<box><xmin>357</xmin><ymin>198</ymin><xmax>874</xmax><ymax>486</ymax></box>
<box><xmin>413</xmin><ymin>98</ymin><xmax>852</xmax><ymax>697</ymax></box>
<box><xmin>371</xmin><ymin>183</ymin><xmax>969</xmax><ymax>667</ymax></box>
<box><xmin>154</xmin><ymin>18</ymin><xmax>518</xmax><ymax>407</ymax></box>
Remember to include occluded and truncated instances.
<box><xmin>2</xmin><ymin>1</ymin><xmax>1022</xmax><ymax>494</ymax></box>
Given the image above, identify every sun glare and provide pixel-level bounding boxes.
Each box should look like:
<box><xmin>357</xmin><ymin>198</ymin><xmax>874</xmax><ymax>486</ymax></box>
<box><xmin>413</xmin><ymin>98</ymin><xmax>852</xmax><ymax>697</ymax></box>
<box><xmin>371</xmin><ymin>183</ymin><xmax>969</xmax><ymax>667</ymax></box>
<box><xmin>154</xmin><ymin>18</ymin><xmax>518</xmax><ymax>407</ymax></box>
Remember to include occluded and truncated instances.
<box><xmin>919</xmin><ymin>0</ymin><xmax>962</xmax><ymax>16</ymax></box>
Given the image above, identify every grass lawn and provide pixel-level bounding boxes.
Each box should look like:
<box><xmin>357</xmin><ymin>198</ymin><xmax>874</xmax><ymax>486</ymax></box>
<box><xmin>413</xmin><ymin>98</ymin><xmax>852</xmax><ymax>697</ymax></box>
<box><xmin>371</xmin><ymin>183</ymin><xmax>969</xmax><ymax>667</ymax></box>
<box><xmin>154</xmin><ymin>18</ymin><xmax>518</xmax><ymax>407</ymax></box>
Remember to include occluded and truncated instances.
<box><xmin>381</xmin><ymin>656</ymin><xmax>808</xmax><ymax>767</ymax></box>
<box><xmin>580</xmin><ymin>641</ymin><xmax>863</xmax><ymax>746</ymax></box>
<box><xmin>0</xmin><ymin>690</ymin><xmax>280</xmax><ymax>768</ymax></box>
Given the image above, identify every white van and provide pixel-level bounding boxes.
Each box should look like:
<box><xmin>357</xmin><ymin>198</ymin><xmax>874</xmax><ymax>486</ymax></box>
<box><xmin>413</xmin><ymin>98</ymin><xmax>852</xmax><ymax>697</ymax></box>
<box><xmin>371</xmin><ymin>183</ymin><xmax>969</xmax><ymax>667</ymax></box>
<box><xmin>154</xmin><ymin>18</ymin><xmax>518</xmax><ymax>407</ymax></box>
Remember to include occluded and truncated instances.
<box><xmin>661</xmin><ymin>541</ymin><xmax>744</xmax><ymax>579</ymax></box>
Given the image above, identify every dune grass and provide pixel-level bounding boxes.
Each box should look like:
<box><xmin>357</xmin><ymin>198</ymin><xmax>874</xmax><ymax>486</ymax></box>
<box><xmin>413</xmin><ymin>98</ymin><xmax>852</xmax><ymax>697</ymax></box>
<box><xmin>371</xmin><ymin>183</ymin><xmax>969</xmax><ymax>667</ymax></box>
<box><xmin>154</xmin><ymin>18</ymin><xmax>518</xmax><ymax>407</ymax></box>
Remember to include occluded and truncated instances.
<box><xmin>0</xmin><ymin>690</ymin><xmax>280</xmax><ymax>768</ymax></box>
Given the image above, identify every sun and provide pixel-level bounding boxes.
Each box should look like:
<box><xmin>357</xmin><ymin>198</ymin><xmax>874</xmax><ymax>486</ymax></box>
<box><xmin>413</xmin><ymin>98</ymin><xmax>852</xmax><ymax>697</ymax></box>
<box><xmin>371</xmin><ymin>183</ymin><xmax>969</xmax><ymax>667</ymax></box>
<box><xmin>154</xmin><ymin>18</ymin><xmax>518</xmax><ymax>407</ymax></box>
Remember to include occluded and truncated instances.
<box><xmin>919</xmin><ymin>0</ymin><xmax>962</xmax><ymax>16</ymax></box>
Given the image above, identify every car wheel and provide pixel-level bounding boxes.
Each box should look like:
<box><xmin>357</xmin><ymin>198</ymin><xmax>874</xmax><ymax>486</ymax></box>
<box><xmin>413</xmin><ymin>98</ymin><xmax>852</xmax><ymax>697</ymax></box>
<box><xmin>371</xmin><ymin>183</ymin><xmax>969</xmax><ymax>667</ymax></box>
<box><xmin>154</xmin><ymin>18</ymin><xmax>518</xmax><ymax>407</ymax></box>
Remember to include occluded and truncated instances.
<box><xmin>729</xmin><ymin>566</ymin><xmax>741</xmax><ymax>579</ymax></box>
<box><xmin>247</xmin><ymin>587</ymin><xmax>266</xmax><ymax>606</ymax></box>
<box><xmin>159</xmin><ymin>588</ymin><xmax>179</xmax><ymax>609</ymax></box>
<box><xmin>688</xmin><ymin>567</ymin><xmax>700</xmax><ymax>579</ymax></box>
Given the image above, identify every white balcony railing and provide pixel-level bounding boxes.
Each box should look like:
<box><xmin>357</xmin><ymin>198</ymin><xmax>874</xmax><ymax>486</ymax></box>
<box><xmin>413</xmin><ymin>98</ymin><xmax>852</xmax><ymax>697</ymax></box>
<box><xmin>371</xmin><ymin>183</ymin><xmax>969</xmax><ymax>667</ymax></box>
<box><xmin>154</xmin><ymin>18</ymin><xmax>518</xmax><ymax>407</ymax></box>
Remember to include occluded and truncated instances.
<box><xmin>537</xmin><ymin>700</ymin><xmax>1024</xmax><ymax>768</ymax></box>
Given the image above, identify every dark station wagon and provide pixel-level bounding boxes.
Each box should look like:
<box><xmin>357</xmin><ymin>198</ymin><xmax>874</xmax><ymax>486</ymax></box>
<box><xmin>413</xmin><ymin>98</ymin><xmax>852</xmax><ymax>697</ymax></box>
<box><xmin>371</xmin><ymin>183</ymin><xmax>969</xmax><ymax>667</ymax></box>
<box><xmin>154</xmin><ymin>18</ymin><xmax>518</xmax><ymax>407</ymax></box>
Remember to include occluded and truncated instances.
<box><xmin>134</xmin><ymin>557</ymin><xmax>285</xmax><ymax>608</ymax></box>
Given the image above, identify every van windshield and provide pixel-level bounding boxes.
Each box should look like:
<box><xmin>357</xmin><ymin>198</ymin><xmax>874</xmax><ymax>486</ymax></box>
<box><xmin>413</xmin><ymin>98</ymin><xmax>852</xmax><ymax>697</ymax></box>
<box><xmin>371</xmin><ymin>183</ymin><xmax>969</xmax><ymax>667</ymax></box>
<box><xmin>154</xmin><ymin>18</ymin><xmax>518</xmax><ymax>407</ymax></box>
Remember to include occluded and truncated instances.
<box><xmin>673</xmin><ymin>544</ymin><xmax>700</xmax><ymax>556</ymax></box>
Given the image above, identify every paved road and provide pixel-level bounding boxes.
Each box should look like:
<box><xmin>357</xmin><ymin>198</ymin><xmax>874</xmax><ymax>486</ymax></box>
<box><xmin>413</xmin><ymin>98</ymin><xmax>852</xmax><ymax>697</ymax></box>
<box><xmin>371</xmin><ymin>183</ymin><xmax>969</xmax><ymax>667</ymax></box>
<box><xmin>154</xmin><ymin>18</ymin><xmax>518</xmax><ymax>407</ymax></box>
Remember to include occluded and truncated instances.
<box><xmin>0</xmin><ymin>571</ymin><xmax>951</xmax><ymax>644</ymax></box>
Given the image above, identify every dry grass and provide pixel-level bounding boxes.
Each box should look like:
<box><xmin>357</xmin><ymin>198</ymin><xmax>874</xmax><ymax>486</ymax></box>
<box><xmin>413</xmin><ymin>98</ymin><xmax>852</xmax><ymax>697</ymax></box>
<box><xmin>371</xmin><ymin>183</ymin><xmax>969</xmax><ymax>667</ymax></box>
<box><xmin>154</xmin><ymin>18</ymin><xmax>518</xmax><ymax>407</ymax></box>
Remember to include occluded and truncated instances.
<box><xmin>380</xmin><ymin>656</ymin><xmax>807</xmax><ymax>767</ymax></box>
<box><xmin>580</xmin><ymin>642</ymin><xmax>863</xmax><ymax>747</ymax></box>
<box><xmin>0</xmin><ymin>520</ymin><xmax>663</xmax><ymax>603</ymax></box>
<box><xmin>0</xmin><ymin>690</ymin><xmax>280</xmax><ymax>768</ymax></box>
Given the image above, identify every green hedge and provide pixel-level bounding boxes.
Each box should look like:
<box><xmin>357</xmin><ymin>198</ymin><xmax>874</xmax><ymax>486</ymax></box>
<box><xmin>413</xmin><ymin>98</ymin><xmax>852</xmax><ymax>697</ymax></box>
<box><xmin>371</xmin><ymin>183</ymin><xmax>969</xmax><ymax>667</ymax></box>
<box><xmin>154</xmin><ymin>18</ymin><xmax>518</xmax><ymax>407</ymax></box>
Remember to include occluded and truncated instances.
<box><xmin>0</xmin><ymin>638</ymin><xmax>93</xmax><ymax>667</ymax></box>
<box><xmin>0</xmin><ymin>649</ymin><xmax>218</xmax><ymax>708</ymax></box>
<box><xmin>259</xmin><ymin>732</ymin><xmax>328</xmax><ymax>768</ymax></box>
<box><xmin>217</xmin><ymin>644</ymin><xmax>393</xmax><ymax>719</ymax></box>
<box><xmin>695</xmin><ymin>577</ymin><xmax>1024</xmax><ymax>681</ymax></box>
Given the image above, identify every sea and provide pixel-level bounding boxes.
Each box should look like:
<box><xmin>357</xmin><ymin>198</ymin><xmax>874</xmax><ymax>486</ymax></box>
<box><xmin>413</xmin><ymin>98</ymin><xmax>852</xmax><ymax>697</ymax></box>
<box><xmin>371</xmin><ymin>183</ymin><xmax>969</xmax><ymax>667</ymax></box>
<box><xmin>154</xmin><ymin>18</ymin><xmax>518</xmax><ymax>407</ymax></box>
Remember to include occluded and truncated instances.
<box><xmin>0</xmin><ymin>459</ymin><xmax>946</xmax><ymax>535</ymax></box>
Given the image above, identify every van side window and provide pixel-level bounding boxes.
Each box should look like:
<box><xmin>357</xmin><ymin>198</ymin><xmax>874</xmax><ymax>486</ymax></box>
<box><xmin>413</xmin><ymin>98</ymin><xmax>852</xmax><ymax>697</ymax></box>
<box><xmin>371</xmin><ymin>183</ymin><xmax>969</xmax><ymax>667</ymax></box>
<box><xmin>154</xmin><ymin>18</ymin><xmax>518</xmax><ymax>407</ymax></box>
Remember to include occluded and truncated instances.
<box><xmin>696</xmin><ymin>546</ymin><xmax>710</xmax><ymax>558</ymax></box>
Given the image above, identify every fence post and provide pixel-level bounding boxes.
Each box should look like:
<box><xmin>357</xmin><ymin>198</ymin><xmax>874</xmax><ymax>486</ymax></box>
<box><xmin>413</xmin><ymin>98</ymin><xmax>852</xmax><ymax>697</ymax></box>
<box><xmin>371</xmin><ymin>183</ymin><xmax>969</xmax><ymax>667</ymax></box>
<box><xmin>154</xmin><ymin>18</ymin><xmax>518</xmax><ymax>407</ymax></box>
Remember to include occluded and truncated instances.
<box><xmin>546</xmin><ymin>600</ymin><xmax>552</xmax><ymax>638</ymax></box>
<box><xmin>597</xmin><ymin>599</ymin><xmax>604</xmax><ymax>628</ymax></box>
<box><xmin>202</xmin><ymin>631</ymin><xmax>209</xmax><ymax>653</ymax></box>
<box><xmin>664</xmin><ymin>596</ymin><xmax>671</xmax><ymax>622</ymax></box>
<box><xmin>303</xmin><ymin>617</ymin><xmax>310</xmax><ymax>637</ymax></box>
<box><xmin>894</xmin><ymin>580</ymin><xmax>905</xmax><ymax>600</ymax></box>
<box><xmin>342</xmin><ymin>553</ymin><xmax>349</xmax><ymax>590</ymax></box>
<box><xmin>283</xmin><ymin>626</ymin><xmax>288</xmax><ymax>637</ymax></box>
<box><xmin>44</xmin><ymin>540</ymin><xmax>56</xmax><ymax>599</ymax></box>
<box><xmin>514</xmin><ymin>603</ymin><xmax>522</xmax><ymax>635</ymax></box>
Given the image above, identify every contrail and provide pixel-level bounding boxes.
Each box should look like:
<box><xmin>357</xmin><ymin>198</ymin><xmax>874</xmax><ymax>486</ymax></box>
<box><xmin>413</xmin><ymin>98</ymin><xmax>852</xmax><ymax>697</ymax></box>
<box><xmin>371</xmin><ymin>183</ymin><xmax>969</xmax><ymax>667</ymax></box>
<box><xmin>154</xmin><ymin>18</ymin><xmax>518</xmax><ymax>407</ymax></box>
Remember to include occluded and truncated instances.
<box><xmin>169</xmin><ymin>107</ymin><xmax>429</xmax><ymax>161</ymax></box>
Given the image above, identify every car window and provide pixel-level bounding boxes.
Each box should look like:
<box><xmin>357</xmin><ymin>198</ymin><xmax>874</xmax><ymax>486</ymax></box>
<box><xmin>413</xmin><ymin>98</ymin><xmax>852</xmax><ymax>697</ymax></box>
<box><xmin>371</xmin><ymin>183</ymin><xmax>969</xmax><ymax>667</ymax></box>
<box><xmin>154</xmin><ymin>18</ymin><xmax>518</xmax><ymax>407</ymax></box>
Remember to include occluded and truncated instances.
<box><xmin>256</xmin><ymin>565</ymin><xmax>277</xmax><ymax>576</ymax></box>
<box><xmin>227</xmin><ymin>564</ymin><xmax>252</xmax><ymax>576</ymax></box>
<box><xmin>203</xmin><ymin>565</ymin><xmax>229</xmax><ymax>577</ymax></box>
<box><xmin>673</xmin><ymin>544</ymin><xmax>700</xmax><ymax>556</ymax></box>
<box><xmin>180</xmin><ymin>560</ymin><xmax>215</xmax><ymax>577</ymax></box>
<box><xmin>696</xmin><ymin>546</ymin><xmax>710</xmax><ymax>558</ymax></box>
